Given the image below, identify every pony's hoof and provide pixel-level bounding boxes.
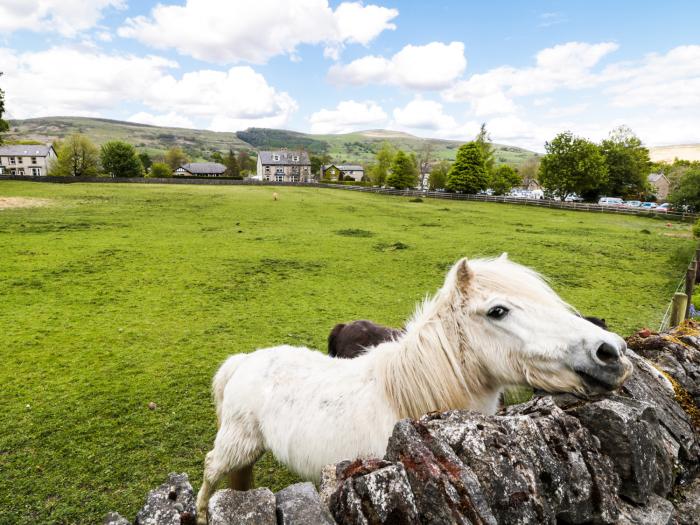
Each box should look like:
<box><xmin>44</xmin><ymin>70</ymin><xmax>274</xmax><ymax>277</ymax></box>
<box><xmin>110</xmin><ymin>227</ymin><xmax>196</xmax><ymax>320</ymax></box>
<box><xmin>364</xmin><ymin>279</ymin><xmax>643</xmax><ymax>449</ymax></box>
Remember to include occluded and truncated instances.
<box><xmin>196</xmin><ymin>514</ymin><xmax>207</xmax><ymax>525</ymax></box>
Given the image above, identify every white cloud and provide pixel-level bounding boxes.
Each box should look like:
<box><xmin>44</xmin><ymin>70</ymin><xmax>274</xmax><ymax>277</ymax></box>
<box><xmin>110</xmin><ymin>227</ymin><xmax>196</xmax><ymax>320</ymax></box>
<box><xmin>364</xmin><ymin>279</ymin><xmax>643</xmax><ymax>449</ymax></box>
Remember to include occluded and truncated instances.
<box><xmin>118</xmin><ymin>0</ymin><xmax>398</xmax><ymax>64</ymax></box>
<box><xmin>392</xmin><ymin>98</ymin><xmax>456</xmax><ymax>130</ymax></box>
<box><xmin>390</xmin><ymin>98</ymin><xmax>480</xmax><ymax>140</ymax></box>
<box><xmin>443</xmin><ymin>42</ymin><xmax>618</xmax><ymax>115</ymax></box>
<box><xmin>0</xmin><ymin>46</ymin><xmax>297</xmax><ymax>131</ymax></box>
<box><xmin>0</xmin><ymin>0</ymin><xmax>125</xmax><ymax>37</ymax></box>
<box><xmin>309</xmin><ymin>100</ymin><xmax>387</xmax><ymax>134</ymax></box>
<box><xmin>328</xmin><ymin>41</ymin><xmax>467</xmax><ymax>90</ymax></box>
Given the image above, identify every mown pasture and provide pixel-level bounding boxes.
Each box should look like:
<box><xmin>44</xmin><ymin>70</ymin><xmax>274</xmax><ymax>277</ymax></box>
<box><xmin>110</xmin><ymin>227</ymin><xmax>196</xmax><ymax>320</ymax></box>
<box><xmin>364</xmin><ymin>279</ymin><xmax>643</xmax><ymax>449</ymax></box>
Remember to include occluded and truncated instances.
<box><xmin>0</xmin><ymin>181</ymin><xmax>694</xmax><ymax>524</ymax></box>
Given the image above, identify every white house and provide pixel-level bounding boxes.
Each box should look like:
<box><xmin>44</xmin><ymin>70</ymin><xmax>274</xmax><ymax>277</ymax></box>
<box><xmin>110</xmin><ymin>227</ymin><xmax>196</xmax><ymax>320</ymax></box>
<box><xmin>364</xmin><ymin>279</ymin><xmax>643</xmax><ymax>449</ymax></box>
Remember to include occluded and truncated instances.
<box><xmin>255</xmin><ymin>150</ymin><xmax>312</xmax><ymax>182</ymax></box>
<box><xmin>0</xmin><ymin>144</ymin><xmax>57</xmax><ymax>176</ymax></box>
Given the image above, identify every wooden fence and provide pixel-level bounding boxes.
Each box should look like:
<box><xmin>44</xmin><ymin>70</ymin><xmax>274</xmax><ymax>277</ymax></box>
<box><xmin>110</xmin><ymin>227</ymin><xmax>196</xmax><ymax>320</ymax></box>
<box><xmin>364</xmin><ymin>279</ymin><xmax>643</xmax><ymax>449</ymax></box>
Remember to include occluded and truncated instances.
<box><xmin>2</xmin><ymin>175</ymin><xmax>699</xmax><ymax>222</ymax></box>
<box><xmin>660</xmin><ymin>247</ymin><xmax>700</xmax><ymax>330</ymax></box>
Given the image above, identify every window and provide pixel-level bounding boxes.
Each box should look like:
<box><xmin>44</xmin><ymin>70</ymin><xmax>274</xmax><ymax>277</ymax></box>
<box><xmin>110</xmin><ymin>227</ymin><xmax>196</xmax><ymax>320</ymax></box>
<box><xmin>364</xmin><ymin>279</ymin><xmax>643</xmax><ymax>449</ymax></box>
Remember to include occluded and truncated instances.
<box><xmin>291</xmin><ymin>174</ymin><xmax>300</xmax><ymax>182</ymax></box>
<box><xmin>275</xmin><ymin>173</ymin><xmax>284</xmax><ymax>182</ymax></box>
<box><xmin>264</xmin><ymin>166</ymin><xmax>270</xmax><ymax>173</ymax></box>
<box><xmin>31</xmin><ymin>167</ymin><xmax>41</xmax><ymax>176</ymax></box>
<box><xmin>276</xmin><ymin>167</ymin><xmax>284</xmax><ymax>174</ymax></box>
<box><xmin>273</xmin><ymin>155</ymin><xmax>280</xmax><ymax>161</ymax></box>
<box><xmin>31</xmin><ymin>157</ymin><xmax>37</xmax><ymax>164</ymax></box>
<box><xmin>292</xmin><ymin>155</ymin><xmax>299</xmax><ymax>161</ymax></box>
<box><xmin>10</xmin><ymin>157</ymin><xmax>15</xmax><ymax>165</ymax></box>
<box><xmin>18</xmin><ymin>157</ymin><xmax>23</xmax><ymax>164</ymax></box>
<box><xmin>18</xmin><ymin>168</ymin><xmax>25</xmax><ymax>176</ymax></box>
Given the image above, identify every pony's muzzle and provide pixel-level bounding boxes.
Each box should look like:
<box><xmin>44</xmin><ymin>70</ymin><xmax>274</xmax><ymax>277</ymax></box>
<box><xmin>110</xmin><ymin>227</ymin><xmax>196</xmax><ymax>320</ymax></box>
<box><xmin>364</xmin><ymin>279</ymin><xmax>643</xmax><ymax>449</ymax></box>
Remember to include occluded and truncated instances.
<box><xmin>576</xmin><ymin>339</ymin><xmax>632</xmax><ymax>393</ymax></box>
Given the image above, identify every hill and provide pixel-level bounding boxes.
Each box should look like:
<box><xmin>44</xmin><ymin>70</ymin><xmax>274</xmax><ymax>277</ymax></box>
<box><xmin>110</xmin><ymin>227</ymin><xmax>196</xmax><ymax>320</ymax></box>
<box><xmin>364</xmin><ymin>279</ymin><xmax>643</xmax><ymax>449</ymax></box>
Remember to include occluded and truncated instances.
<box><xmin>5</xmin><ymin>116</ymin><xmax>538</xmax><ymax>167</ymax></box>
<box><xmin>650</xmin><ymin>144</ymin><xmax>700</xmax><ymax>164</ymax></box>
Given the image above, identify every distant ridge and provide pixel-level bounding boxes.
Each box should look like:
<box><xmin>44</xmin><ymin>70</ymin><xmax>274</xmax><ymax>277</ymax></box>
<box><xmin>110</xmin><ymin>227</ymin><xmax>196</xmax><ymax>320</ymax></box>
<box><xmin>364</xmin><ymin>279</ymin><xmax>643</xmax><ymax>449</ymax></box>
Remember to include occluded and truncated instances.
<box><xmin>5</xmin><ymin>116</ymin><xmax>538</xmax><ymax>166</ymax></box>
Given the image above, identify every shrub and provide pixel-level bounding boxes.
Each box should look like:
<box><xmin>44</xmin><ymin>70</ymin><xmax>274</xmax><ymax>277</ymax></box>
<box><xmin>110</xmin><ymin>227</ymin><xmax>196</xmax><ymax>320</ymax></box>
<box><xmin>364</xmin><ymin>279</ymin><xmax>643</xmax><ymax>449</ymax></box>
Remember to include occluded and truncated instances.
<box><xmin>148</xmin><ymin>162</ymin><xmax>172</xmax><ymax>178</ymax></box>
<box><xmin>693</xmin><ymin>219</ymin><xmax>700</xmax><ymax>239</ymax></box>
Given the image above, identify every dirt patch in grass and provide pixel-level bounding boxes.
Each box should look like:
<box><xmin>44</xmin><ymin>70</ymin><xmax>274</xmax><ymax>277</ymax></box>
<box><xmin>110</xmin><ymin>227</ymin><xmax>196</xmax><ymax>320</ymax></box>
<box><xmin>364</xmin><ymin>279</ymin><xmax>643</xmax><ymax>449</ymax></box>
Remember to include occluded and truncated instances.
<box><xmin>375</xmin><ymin>241</ymin><xmax>409</xmax><ymax>252</ymax></box>
<box><xmin>336</xmin><ymin>229</ymin><xmax>375</xmax><ymax>238</ymax></box>
<box><xmin>0</xmin><ymin>197</ymin><xmax>51</xmax><ymax>210</ymax></box>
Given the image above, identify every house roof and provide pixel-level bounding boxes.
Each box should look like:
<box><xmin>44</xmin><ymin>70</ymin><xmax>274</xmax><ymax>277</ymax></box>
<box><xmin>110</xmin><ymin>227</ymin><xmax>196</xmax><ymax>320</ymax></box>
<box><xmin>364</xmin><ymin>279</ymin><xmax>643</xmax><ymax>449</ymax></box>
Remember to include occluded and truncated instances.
<box><xmin>648</xmin><ymin>173</ymin><xmax>668</xmax><ymax>183</ymax></box>
<box><xmin>259</xmin><ymin>150</ymin><xmax>310</xmax><ymax>165</ymax></box>
<box><xmin>323</xmin><ymin>164</ymin><xmax>364</xmax><ymax>171</ymax></box>
<box><xmin>178</xmin><ymin>162</ymin><xmax>226</xmax><ymax>175</ymax></box>
<box><xmin>0</xmin><ymin>145</ymin><xmax>54</xmax><ymax>157</ymax></box>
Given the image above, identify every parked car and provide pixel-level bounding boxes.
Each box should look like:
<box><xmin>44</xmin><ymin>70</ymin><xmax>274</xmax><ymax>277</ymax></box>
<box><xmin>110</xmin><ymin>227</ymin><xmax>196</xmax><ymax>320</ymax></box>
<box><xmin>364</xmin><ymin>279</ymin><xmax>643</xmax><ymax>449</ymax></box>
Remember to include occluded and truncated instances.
<box><xmin>565</xmin><ymin>194</ymin><xmax>584</xmax><ymax>202</ymax></box>
<box><xmin>640</xmin><ymin>202</ymin><xmax>658</xmax><ymax>210</ymax></box>
<box><xmin>655</xmin><ymin>203</ymin><xmax>672</xmax><ymax>213</ymax></box>
<box><xmin>598</xmin><ymin>197</ymin><xmax>624</xmax><ymax>206</ymax></box>
<box><xmin>625</xmin><ymin>200</ymin><xmax>642</xmax><ymax>208</ymax></box>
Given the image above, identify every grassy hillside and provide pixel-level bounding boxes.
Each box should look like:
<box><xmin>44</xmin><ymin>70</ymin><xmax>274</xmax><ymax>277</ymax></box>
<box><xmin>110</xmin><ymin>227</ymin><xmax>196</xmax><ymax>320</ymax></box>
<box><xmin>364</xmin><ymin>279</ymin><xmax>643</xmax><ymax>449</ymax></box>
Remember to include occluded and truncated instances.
<box><xmin>5</xmin><ymin>117</ymin><xmax>251</xmax><ymax>161</ymax></box>
<box><xmin>0</xmin><ymin>181</ymin><xmax>694</xmax><ymax>524</ymax></box>
<box><xmin>238</xmin><ymin>127</ymin><xmax>538</xmax><ymax>166</ymax></box>
<box><xmin>6</xmin><ymin>117</ymin><xmax>538</xmax><ymax>167</ymax></box>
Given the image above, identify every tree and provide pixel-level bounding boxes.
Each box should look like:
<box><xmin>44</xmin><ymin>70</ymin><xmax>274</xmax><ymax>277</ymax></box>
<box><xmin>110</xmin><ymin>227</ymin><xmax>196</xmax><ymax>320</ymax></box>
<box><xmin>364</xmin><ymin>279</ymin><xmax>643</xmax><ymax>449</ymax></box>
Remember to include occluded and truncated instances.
<box><xmin>210</xmin><ymin>151</ymin><xmax>224</xmax><ymax>164</ymax></box>
<box><xmin>386</xmin><ymin>150</ymin><xmax>418</xmax><ymax>189</ymax></box>
<box><xmin>50</xmin><ymin>134</ymin><xmax>101</xmax><ymax>177</ymax></box>
<box><xmin>428</xmin><ymin>160</ymin><xmax>451</xmax><ymax>190</ymax></box>
<box><xmin>237</xmin><ymin>150</ymin><xmax>256</xmax><ymax>174</ymax></box>
<box><xmin>148</xmin><ymin>162</ymin><xmax>172</xmax><ymax>178</ymax></box>
<box><xmin>474</xmin><ymin>123</ymin><xmax>495</xmax><ymax>176</ymax></box>
<box><xmin>0</xmin><ymin>72</ymin><xmax>9</xmax><ymax>143</ymax></box>
<box><xmin>138</xmin><ymin>152</ymin><xmax>152</xmax><ymax>172</ymax></box>
<box><xmin>310</xmin><ymin>153</ymin><xmax>332</xmax><ymax>177</ymax></box>
<box><xmin>224</xmin><ymin>149</ymin><xmax>242</xmax><ymax>179</ymax></box>
<box><xmin>518</xmin><ymin>157</ymin><xmax>541</xmax><ymax>188</ymax></box>
<box><xmin>537</xmin><ymin>132</ymin><xmax>607</xmax><ymax>199</ymax></box>
<box><xmin>600</xmin><ymin>126</ymin><xmax>650</xmax><ymax>196</ymax></box>
<box><xmin>670</xmin><ymin>166</ymin><xmax>700</xmax><ymax>211</ymax></box>
<box><xmin>164</xmin><ymin>146</ymin><xmax>189</xmax><ymax>170</ymax></box>
<box><xmin>100</xmin><ymin>141</ymin><xmax>144</xmax><ymax>178</ymax></box>
<box><xmin>370</xmin><ymin>142</ymin><xmax>396</xmax><ymax>186</ymax></box>
<box><xmin>446</xmin><ymin>142</ymin><xmax>489</xmax><ymax>193</ymax></box>
<box><xmin>490</xmin><ymin>165</ymin><xmax>521</xmax><ymax>195</ymax></box>
<box><xmin>417</xmin><ymin>142</ymin><xmax>434</xmax><ymax>188</ymax></box>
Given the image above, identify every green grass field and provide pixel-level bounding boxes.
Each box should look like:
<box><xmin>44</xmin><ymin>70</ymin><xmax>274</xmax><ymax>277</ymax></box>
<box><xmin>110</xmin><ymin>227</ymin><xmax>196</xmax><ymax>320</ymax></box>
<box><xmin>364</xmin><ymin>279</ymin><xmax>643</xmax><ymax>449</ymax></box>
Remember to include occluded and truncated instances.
<box><xmin>0</xmin><ymin>181</ymin><xmax>694</xmax><ymax>524</ymax></box>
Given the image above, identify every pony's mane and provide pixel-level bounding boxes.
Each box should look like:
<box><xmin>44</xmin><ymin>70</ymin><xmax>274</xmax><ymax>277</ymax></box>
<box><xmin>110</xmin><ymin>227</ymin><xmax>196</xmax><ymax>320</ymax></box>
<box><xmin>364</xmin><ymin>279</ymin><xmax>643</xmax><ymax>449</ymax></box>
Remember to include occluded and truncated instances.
<box><xmin>376</xmin><ymin>257</ymin><xmax>573</xmax><ymax>419</ymax></box>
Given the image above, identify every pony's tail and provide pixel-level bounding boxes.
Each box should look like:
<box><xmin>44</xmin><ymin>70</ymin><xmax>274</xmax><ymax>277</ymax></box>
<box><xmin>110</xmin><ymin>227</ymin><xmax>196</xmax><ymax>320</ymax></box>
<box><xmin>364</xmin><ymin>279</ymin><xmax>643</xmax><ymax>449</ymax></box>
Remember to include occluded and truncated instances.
<box><xmin>212</xmin><ymin>354</ymin><xmax>247</xmax><ymax>424</ymax></box>
<box><xmin>327</xmin><ymin>323</ymin><xmax>345</xmax><ymax>357</ymax></box>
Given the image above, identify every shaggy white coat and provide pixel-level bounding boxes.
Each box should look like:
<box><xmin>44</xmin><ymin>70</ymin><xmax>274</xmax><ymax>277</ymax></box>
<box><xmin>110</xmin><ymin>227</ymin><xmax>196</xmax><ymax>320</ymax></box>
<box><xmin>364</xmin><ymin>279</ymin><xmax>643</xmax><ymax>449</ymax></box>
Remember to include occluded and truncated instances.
<box><xmin>196</xmin><ymin>256</ymin><xmax>631</xmax><ymax>522</ymax></box>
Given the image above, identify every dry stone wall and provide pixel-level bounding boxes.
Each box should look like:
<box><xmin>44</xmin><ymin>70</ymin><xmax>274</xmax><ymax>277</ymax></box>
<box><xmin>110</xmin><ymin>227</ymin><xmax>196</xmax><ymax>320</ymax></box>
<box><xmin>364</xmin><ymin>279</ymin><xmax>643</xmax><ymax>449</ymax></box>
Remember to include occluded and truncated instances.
<box><xmin>107</xmin><ymin>322</ymin><xmax>700</xmax><ymax>525</ymax></box>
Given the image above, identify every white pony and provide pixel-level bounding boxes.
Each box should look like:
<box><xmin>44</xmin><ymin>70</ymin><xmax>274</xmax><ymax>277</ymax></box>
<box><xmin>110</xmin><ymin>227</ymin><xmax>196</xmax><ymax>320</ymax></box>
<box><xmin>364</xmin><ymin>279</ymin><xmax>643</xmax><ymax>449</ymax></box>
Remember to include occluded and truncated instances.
<box><xmin>196</xmin><ymin>256</ymin><xmax>632</xmax><ymax>522</ymax></box>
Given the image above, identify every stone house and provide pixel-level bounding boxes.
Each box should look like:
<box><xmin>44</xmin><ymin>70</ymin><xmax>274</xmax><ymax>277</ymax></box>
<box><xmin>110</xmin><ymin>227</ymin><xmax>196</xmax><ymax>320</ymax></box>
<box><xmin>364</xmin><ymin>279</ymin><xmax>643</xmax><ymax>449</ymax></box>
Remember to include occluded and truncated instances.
<box><xmin>321</xmin><ymin>164</ymin><xmax>365</xmax><ymax>182</ymax></box>
<box><xmin>255</xmin><ymin>150</ymin><xmax>312</xmax><ymax>182</ymax></box>
<box><xmin>174</xmin><ymin>162</ymin><xmax>226</xmax><ymax>177</ymax></box>
<box><xmin>648</xmin><ymin>173</ymin><xmax>670</xmax><ymax>200</ymax></box>
<box><xmin>0</xmin><ymin>144</ymin><xmax>57</xmax><ymax>176</ymax></box>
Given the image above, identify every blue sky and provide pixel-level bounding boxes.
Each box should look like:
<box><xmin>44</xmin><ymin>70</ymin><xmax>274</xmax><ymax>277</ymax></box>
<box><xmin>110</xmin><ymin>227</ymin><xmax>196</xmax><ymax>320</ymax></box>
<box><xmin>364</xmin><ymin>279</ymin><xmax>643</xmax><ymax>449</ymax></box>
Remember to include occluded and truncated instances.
<box><xmin>1</xmin><ymin>0</ymin><xmax>699</xmax><ymax>150</ymax></box>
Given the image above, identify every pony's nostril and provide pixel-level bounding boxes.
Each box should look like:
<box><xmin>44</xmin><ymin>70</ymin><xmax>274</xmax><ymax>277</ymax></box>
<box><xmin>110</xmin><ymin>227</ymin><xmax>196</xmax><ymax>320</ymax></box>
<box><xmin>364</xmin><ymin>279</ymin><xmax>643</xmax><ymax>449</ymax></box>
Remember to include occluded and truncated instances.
<box><xmin>596</xmin><ymin>342</ymin><xmax>620</xmax><ymax>364</ymax></box>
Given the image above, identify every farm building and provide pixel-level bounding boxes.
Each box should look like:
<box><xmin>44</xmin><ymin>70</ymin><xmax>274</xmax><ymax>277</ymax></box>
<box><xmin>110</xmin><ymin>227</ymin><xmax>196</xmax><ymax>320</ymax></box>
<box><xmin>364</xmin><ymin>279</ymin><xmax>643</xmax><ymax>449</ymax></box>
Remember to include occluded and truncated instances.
<box><xmin>255</xmin><ymin>150</ymin><xmax>312</xmax><ymax>182</ymax></box>
<box><xmin>0</xmin><ymin>144</ymin><xmax>56</xmax><ymax>176</ymax></box>
<box><xmin>174</xmin><ymin>162</ymin><xmax>226</xmax><ymax>177</ymax></box>
<box><xmin>321</xmin><ymin>164</ymin><xmax>365</xmax><ymax>182</ymax></box>
<box><xmin>648</xmin><ymin>173</ymin><xmax>670</xmax><ymax>200</ymax></box>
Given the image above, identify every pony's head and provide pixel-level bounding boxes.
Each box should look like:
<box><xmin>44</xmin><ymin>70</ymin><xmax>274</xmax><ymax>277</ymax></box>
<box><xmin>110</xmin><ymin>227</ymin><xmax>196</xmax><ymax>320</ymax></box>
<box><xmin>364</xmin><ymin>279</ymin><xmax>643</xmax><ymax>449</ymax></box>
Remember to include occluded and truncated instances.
<box><xmin>435</xmin><ymin>255</ymin><xmax>632</xmax><ymax>396</ymax></box>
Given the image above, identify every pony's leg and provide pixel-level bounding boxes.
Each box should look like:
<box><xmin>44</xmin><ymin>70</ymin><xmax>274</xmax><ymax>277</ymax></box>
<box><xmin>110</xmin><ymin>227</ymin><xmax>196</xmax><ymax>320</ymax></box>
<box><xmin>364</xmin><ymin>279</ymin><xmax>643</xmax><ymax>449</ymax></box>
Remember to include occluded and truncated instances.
<box><xmin>195</xmin><ymin>420</ymin><xmax>263</xmax><ymax>524</ymax></box>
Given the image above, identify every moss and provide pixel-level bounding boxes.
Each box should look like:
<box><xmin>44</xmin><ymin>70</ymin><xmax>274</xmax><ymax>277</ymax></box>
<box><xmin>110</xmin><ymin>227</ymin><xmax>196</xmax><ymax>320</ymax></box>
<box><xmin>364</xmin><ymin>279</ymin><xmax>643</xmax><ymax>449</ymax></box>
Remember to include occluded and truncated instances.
<box><xmin>657</xmin><ymin>368</ymin><xmax>700</xmax><ymax>430</ymax></box>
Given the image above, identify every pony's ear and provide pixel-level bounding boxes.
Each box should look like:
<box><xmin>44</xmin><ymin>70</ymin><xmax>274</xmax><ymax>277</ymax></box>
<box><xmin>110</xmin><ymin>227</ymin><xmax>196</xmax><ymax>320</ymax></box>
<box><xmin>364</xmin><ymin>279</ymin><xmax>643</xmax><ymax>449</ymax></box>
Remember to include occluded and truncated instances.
<box><xmin>455</xmin><ymin>258</ymin><xmax>473</xmax><ymax>295</ymax></box>
<box><xmin>498</xmin><ymin>252</ymin><xmax>508</xmax><ymax>261</ymax></box>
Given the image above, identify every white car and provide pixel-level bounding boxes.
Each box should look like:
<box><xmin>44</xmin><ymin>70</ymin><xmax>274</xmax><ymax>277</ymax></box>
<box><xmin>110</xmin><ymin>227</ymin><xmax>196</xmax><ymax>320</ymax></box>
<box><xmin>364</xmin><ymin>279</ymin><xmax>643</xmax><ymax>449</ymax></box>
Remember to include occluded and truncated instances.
<box><xmin>598</xmin><ymin>197</ymin><xmax>624</xmax><ymax>206</ymax></box>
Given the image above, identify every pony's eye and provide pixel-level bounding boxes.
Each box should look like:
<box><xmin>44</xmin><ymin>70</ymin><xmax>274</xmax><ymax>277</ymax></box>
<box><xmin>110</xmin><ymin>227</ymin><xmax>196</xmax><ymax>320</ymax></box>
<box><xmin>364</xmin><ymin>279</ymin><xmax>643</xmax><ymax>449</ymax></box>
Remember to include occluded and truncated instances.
<box><xmin>487</xmin><ymin>306</ymin><xmax>509</xmax><ymax>319</ymax></box>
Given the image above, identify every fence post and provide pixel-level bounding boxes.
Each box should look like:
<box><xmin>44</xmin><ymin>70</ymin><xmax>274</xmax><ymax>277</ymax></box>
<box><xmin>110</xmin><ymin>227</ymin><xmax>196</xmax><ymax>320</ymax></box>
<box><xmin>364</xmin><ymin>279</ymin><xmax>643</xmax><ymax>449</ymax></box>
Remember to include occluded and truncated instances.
<box><xmin>671</xmin><ymin>292</ymin><xmax>688</xmax><ymax>327</ymax></box>
<box><xmin>696</xmin><ymin>248</ymin><xmax>700</xmax><ymax>283</ymax></box>
<box><xmin>685</xmin><ymin>263</ymin><xmax>696</xmax><ymax>319</ymax></box>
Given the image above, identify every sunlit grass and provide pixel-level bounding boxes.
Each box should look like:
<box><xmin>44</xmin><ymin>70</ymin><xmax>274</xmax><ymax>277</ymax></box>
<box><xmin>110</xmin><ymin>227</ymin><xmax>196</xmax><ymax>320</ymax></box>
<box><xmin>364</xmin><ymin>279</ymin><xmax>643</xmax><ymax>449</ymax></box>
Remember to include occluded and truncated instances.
<box><xmin>0</xmin><ymin>181</ymin><xmax>693</xmax><ymax>523</ymax></box>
